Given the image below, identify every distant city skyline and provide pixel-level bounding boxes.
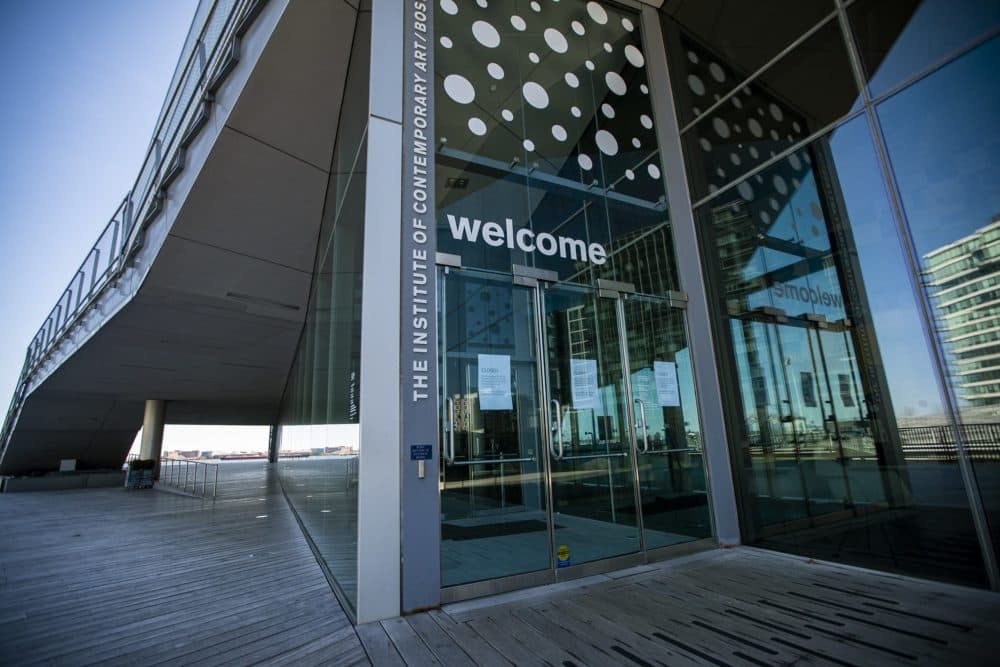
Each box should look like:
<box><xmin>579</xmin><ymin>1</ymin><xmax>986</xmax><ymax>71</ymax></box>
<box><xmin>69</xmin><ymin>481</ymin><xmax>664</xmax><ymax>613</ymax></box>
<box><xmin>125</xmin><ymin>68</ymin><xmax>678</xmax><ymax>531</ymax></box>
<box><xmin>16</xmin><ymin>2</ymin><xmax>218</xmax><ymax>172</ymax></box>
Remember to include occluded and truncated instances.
<box><xmin>129</xmin><ymin>424</ymin><xmax>268</xmax><ymax>458</ymax></box>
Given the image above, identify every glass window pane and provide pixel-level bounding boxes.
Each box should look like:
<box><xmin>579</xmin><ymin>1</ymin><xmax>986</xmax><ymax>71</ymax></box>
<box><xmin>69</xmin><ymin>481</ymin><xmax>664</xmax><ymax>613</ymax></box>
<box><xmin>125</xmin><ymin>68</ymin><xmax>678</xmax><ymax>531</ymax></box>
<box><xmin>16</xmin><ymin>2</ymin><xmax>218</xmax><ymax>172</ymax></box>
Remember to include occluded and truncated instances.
<box><xmin>438</xmin><ymin>269</ymin><xmax>550</xmax><ymax>586</ymax></box>
<box><xmin>435</xmin><ymin>0</ymin><xmax>680</xmax><ymax>295</ymax></box>
<box><xmin>659</xmin><ymin>2</ymin><xmax>836</xmax><ymax>127</ymax></box>
<box><xmin>680</xmin><ymin>19</ymin><xmax>859</xmax><ymax>202</ymax></box>
<box><xmin>849</xmin><ymin>0</ymin><xmax>1000</xmax><ymax>98</ymax></box>
<box><xmin>879</xmin><ymin>36</ymin><xmax>1000</xmax><ymax>562</ymax></box>
<box><xmin>278</xmin><ymin>160</ymin><xmax>366</xmax><ymax>611</ymax></box>
<box><xmin>276</xmin><ymin>17</ymin><xmax>370</xmax><ymax>613</ymax></box>
<box><xmin>699</xmin><ymin>114</ymin><xmax>989</xmax><ymax>587</ymax></box>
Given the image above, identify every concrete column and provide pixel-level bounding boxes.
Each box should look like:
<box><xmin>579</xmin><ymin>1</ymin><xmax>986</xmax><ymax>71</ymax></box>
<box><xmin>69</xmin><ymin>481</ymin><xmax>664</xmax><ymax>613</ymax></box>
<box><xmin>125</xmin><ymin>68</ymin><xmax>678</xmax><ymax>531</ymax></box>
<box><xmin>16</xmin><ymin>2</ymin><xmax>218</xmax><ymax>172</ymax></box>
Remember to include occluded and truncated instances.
<box><xmin>642</xmin><ymin>7</ymin><xmax>742</xmax><ymax>544</ymax></box>
<box><xmin>138</xmin><ymin>399</ymin><xmax>166</xmax><ymax>478</ymax></box>
<box><xmin>355</xmin><ymin>0</ymin><xmax>403</xmax><ymax>625</ymax></box>
<box><xmin>267</xmin><ymin>424</ymin><xmax>280</xmax><ymax>463</ymax></box>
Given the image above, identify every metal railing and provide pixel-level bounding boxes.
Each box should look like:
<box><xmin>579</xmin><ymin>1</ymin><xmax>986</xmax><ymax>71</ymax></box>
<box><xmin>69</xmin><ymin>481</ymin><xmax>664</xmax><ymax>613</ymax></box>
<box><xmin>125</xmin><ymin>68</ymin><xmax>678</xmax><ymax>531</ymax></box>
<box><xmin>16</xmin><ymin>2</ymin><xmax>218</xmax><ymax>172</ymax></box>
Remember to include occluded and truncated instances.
<box><xmin>160</xmin><ymin>457</ymin><xmax>219</xmax><ymax>498</ymax></box>
<box><xmin>745</xmin><ymin>423</ymin><xmax>1000</xmax><ymax>462</ymax></box>
<box><xmin>0</xmin><ymin>0</ymin><xmax>268</xmax><ymax>455</ymax></box>
<box><xmin>898</xmin><ymin>423</ymin><xmax>1000</xmax><ymax>462</ymax></box>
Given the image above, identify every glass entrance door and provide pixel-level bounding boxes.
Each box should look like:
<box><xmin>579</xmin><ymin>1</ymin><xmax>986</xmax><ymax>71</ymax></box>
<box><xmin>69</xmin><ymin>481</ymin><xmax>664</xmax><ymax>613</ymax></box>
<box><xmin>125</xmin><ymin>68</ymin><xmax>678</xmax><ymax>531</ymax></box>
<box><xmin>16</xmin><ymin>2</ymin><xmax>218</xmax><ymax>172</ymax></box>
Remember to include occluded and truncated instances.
<box><xmin>543</xmin><ymin>285</ymin><xmax>641</xmax><ymax>566</ymax></box>
<box><xmin>438</xmin><ymin>266</ymin><xmax>550</xmax><ymax>587</ymax></box>
<box><xmin>439</xmin><ymin>266</ymin><xmax>714</xmax><ymax>590</ymax></box>
<box><xmin>623</xmin><ymin>296</ymin><xmax>714</xmax><ymax>548</ymax></box>
<box><xmin>731</xmin><ymin>312</ymin><xmax>878</xmax><ymax>526</ymax></box>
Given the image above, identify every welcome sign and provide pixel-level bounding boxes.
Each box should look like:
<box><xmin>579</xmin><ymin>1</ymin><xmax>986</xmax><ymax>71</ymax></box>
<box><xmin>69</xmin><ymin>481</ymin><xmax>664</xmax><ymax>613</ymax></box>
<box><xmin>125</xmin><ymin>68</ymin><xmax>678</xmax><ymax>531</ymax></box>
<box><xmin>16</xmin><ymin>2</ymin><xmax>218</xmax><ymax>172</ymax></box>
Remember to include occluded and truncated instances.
<box><xmin>447</xmin><ymin>214</ymin><xmax>609</xmax><ymax>265</ymax></box>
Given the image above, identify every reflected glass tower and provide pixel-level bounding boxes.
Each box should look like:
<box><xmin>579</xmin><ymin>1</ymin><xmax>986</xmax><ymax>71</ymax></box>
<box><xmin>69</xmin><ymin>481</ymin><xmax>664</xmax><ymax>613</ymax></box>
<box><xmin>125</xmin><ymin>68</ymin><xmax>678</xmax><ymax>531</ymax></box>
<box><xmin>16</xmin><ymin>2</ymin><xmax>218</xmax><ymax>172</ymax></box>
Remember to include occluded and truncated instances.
<box><xmin>924</xmin><ymin>217</ymin><xmax>1000</xmax><ymax>417</ymax></box>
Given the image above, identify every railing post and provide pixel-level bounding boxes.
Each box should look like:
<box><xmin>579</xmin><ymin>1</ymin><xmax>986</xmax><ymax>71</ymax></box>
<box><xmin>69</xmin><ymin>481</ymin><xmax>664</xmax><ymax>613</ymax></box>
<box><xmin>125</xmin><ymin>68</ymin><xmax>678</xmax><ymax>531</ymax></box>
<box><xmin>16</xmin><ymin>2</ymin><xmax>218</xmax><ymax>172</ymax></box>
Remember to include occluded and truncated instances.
<box><xmin>111</xmin><ymin>219</ymin><xmax>121</xmax><ymax>268</ymax></box>
<box><xmin>90</xmin><ymin>249</ymin><xmax>101</xmax><ymax>291</ymax></box>
<box><xmin>124</xmin><ymin>195</ymin><xmax>133</xmax><ymax>242</ymax></box>
<box><xmin>74</xmin><ymin>271</ymin><xmax>85</xmax><ymax>312</ymax></box>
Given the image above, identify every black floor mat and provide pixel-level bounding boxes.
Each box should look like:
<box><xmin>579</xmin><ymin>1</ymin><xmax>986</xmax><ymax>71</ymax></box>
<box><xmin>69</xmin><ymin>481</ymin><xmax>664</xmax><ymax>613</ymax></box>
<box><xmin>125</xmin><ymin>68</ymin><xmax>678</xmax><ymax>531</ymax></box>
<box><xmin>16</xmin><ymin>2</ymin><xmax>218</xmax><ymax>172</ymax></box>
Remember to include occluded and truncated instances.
<box><xmin>442</xmin><ymin>519</ymin><xmax>561</xmax><ymax>540</ymax></box>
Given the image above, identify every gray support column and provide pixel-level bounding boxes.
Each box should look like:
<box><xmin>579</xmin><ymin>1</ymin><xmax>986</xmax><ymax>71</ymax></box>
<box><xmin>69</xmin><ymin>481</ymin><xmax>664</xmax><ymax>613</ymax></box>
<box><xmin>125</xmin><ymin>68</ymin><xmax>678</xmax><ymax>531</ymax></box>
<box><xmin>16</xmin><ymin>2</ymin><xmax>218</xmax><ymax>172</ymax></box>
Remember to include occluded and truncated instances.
<box><xmin>139</xmin><ymin>399</ymin><xmax>166</xmax><ymax>479</ymax></box>
<box><xmin>355</xmin><ymin>0</ymin><xmax>403</xmax><ymax>624</ymax></box>
<box><xmin>399</xmin><ymin>0</ymin><xmax>440</xmax><ymax>614</ymax></box>
<box><xmin>267</xmin><ymin>425</ymin><xmax>279</xmax><ymax>463</ymax></box>
<box><xmin>641</xmin><ymin>7</ymin><xmax>741</xmax><ymax>545</ymax></box>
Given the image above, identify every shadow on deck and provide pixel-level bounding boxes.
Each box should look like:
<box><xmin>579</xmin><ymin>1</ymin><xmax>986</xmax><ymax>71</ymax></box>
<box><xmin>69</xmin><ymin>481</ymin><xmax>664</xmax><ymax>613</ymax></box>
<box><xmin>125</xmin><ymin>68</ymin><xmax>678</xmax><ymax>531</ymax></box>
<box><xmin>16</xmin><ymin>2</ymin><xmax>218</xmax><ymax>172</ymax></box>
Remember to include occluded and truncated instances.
<box><xmin>1</xmin><ymin>461</ymin><xmax>998</xmax><ymax>666</ymax></box>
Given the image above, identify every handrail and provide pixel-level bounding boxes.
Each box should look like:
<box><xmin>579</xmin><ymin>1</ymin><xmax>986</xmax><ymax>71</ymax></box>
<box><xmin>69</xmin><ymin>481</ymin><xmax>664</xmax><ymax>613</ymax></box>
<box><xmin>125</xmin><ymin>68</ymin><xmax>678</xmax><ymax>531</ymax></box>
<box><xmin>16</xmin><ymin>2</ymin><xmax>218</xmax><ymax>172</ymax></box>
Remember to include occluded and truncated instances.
<box><xmin>159</xmin><ymin>457</ymin><xmax>220</xmax><ymax>498</ymax></box>
<box><xmin>0</xmin><ymin>0</ymin><xmax>269</xmax><ymax>455</ymax></box>
<box><xmin>558</xmin><ymin>451</ymin><xmax>629</xmax><ymax>461</ymax></box>
<box><xmin>448</xmin><ymin>456</ymin><xmax>537</xmax><ymax>466</ymax></box>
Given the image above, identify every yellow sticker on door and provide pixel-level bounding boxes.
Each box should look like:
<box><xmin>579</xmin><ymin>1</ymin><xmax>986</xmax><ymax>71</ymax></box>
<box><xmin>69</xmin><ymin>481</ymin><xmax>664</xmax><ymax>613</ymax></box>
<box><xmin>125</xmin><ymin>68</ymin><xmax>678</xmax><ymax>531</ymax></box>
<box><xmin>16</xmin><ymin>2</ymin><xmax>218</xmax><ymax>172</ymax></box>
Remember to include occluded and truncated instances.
<box><xmin>556</xmin><ymin>544</ymin><xmax>571</xmax><ymax>567</ymax></box>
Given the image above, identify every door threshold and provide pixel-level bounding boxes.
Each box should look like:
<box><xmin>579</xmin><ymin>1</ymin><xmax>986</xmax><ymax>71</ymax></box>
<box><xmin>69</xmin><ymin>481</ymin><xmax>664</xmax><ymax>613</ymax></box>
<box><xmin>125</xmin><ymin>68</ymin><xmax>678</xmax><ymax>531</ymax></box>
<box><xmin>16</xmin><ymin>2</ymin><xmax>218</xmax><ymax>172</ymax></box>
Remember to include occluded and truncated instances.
<box><xmin>440</xmin><ymin>538</ymin><xmax>719</xmax><ymax>609</ymax></box>
<box><xmin>442</xmin><ymin>540</ymin><xmax>720</xmax><ymax>620</ymax></box>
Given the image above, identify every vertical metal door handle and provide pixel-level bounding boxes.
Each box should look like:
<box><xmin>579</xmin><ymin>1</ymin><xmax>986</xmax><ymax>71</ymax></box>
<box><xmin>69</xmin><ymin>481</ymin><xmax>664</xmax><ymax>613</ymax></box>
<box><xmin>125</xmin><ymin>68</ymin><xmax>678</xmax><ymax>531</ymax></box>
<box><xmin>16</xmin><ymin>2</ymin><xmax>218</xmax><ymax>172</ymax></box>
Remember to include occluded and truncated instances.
<box><xmin>634</xmin><ymin>398</ymin><xmax>650</xmax><ymax>454</ymax></box>
<box><xmin>550</xmin><ymin>399</ymin><xmax>564</xmax><ymax>459</ymax></box>
<box><xmin>446</xmin><ymin>397</ymin><xmax>456</xmax><ymax>464</ymax></box>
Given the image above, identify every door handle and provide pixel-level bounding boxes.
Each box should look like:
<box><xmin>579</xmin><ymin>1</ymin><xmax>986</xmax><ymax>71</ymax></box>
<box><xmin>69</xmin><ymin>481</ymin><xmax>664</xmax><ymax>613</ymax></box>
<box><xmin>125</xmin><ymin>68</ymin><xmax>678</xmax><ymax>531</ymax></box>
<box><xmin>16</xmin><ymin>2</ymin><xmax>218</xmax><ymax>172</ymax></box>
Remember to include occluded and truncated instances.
<box><xmin>550</xmin><ymin>399</ymin><xmax>564</xmax><ymax>460</ymax></box>
<box><xmin>446</xmin><ymin>397</ymin><xmax>456</xmax><ymax>464</ymax></box>
<box><xmin>634</xmin><ymin>398</ymin><xmax>650</xmax><ymax>454</ymax></box>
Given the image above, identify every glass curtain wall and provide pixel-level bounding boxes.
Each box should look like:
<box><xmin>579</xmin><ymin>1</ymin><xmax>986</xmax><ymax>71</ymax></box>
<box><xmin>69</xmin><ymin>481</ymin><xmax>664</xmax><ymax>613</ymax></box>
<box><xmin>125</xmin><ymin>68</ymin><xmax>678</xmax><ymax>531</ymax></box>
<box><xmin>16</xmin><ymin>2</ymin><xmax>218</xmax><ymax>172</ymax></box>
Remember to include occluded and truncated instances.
<box><xmin>434</xmin><ymin>0</ymin><xmax>713</xmax><ymax>590</ymax></box>
<box><xmin>659</xmin><ymin>0</ymin><xmax>1000</xmax><ymax>587</ymax></box>
<box><xmin>275</xmin><ymin>13</ymin><xmax>372</xmax><ymax>613</ymax></box>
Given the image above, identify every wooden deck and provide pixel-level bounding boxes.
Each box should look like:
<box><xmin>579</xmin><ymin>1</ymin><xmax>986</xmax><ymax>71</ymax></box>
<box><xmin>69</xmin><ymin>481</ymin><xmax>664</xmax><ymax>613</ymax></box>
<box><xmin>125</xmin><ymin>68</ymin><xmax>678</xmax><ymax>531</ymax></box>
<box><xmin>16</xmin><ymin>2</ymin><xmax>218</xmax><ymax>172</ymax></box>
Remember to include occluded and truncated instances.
<box><xmin>2</xmin><ymin>462</ymin><xmax>998</xmax><ymax>666</ymax></box>
<box><xmin>0</xmin><ymin>462</ymin><xmax>366</xmax><ymax>666</ymax></box>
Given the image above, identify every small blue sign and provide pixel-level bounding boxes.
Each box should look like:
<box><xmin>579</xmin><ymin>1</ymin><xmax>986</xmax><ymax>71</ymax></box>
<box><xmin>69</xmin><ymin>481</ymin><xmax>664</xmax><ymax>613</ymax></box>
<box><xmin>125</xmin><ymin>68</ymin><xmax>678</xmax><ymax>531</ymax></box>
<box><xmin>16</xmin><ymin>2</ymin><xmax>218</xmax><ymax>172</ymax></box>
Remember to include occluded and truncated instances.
<box><xmin>410</xmin><ymin>444</ymin><xmax>433</xmax><ymax>461</ymax></box>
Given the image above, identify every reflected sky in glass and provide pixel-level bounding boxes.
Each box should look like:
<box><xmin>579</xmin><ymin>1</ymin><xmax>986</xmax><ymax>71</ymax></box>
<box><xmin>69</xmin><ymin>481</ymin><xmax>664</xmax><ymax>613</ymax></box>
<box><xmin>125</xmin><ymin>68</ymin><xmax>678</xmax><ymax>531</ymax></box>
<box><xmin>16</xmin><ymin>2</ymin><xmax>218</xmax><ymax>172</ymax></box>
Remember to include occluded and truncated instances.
<box><xmin>852</xmin><ymin>0</ymin><xmax>1000</xmax><ymax>98</ymax></box>
<box><xmin>828</xmin><ymin>117</ymin><xmax>946</xmax><ymax>419</ymax></box>
<box><xmin>878</xmin><ymin>37</ymin><xmax>1000</xmax><ymax>256</ymax></box>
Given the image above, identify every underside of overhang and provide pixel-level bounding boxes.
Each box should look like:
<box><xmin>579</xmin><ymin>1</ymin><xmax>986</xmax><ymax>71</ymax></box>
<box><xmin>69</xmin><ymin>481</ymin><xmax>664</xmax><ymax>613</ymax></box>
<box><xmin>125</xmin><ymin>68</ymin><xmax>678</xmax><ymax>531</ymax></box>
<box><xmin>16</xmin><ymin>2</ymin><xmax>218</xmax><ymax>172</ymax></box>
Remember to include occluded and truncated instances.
<box><xmin>1</xmin><ymin>0</ymin><xmax>362</xmax><ymax>474</ymax></box>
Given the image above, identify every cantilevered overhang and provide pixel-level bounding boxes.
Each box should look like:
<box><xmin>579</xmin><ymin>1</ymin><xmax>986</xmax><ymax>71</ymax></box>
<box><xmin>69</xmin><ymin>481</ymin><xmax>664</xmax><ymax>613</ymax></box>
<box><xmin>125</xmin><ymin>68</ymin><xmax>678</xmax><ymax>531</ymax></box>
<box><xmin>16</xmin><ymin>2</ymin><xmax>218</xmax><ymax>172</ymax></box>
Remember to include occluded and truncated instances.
<box><xmin>1</xmin><ymin>0</ymin><xmax>364</xmax><ymax>474</ymax></box>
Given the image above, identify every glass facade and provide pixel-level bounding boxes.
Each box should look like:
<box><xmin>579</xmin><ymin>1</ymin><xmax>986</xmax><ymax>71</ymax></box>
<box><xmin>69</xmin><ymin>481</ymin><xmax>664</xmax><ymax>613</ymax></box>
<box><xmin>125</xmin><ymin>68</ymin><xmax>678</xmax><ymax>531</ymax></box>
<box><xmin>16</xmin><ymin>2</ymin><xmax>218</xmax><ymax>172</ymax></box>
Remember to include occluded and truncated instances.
<box><xmin>434</xmin><ymin>0</ymin><xmax>711</xmax><ymax>590</ymax></box>
<box><xmin>661</xmin><ymin>0</ymin><xmax>998</xmax><ymax>587</ymax></box>
<box><xmin>275</xmin><ymin>14</ymin><xmax>371</xmax><ymax>613</ymax></box>
<box><xmin>268</xmin><ymin>0</ymin><xmax>999</xmax><ymax>614</ymax></box>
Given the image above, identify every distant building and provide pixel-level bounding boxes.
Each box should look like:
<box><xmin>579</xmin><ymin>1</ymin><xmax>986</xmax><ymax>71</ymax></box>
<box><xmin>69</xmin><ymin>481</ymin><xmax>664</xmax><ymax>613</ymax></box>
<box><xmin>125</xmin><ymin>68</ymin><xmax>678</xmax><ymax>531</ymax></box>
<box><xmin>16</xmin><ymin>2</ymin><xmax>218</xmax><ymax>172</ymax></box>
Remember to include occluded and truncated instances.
<box><xmin>924</xmin><ymin>217</ymin><xmax>1000</xmax><ymax>415</ymax></box>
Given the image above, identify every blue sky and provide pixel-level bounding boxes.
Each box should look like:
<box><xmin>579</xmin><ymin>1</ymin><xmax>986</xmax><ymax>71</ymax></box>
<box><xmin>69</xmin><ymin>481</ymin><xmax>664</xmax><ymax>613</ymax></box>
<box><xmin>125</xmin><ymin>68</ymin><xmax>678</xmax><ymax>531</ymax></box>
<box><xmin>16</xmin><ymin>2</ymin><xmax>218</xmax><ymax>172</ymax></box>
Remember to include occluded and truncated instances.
<box><xmin>0</xmin><ymin>0</ymin><xmax>197</xmax><ymax>414</ymax></box>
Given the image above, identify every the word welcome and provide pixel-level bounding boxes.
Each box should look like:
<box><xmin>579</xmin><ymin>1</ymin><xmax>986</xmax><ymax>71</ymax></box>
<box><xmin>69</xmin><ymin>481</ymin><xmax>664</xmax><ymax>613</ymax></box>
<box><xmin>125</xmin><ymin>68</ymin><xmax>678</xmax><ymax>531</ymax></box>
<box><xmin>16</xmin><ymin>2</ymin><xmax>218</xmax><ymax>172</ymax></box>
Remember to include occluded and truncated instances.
<box><xmin>447</xmin><ymin>214</ymin><xmax>607</xmax><ymax>265</ymax></box>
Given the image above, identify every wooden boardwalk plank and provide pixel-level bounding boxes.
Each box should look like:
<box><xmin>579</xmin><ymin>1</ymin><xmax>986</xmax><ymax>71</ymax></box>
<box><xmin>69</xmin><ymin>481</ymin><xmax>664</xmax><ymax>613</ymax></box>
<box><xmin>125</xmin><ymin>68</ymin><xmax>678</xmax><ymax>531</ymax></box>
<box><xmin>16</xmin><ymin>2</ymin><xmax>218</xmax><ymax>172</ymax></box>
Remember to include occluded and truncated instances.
<box><xmin>381</xmin><ymin>617</ymin><xmax>441</xmax><ymax>665</ymax></box>
<box><xmin>0</xmin><ymin>462</ymin><xmax>369</xmax><ymax>667</ymax></box>
<box><xmin>403</xmin><ymin>612</ymin><xmax>478</xmax><ymax>666</ymax></box>
<box><xmin>425</xmin><ymin>610</ymin><xmax>512</xmax><ymax>667</ymax></box>
<box><xmin>545</xmin><ymin>593</ymin><xmax>700</xmax><ymax>666</ymax></box>
<box><xmin>509</xmin><ymin>606</ymin><xmax>619</xmax><ymax>666</ymax></box>
<box><xmin>356</xmin><ymin>621</ymin><xmax>405</xmax><ymax>666</ymax></box>
<box><xmin>637</xmin><ymin>573</ymin><xmax>916</xmax><ymax>666</ymax></box>
<box><xmin>3</xmin><ymin>461</ymin><xmax>999</xmax><ymax>666</ymax></box>
<box><xmin>661</xmin><ymin>563</ymin><xmax>962</xmax><ymax>664</ymax></box>
<box><xmin>464</xmin><ymin>614</ymin><xmax>555</xmax><ymax>666</ymax></box>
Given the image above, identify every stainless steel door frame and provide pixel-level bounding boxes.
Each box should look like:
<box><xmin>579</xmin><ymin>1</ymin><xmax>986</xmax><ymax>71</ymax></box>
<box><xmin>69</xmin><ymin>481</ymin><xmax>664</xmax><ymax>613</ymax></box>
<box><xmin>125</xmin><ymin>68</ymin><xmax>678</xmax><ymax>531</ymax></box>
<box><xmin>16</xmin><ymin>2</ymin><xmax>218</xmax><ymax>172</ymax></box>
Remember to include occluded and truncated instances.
<box><xmin>612</xmin><ymin>291</ymin><xmax>648</xmax><ymax>554</ymax></box>
<box><xmin>439</xmin><ymin>265</ymin><xmax>717</xmax><ymax>602</ymax></box>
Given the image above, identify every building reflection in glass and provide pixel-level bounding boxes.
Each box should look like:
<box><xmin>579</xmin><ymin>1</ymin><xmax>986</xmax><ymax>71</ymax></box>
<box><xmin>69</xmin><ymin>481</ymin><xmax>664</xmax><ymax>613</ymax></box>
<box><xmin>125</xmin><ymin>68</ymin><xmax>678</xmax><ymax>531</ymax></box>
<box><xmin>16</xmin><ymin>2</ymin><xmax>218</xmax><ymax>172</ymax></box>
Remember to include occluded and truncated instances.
<box><xmin>924</xmin><ymin>219</ymin><xmax>1000</xmax><ymax>414</ymax></box>
<box><xmin>660</xmin><ymin>3</ymin><xmax>998</xmax><ymax>587</ymax></box>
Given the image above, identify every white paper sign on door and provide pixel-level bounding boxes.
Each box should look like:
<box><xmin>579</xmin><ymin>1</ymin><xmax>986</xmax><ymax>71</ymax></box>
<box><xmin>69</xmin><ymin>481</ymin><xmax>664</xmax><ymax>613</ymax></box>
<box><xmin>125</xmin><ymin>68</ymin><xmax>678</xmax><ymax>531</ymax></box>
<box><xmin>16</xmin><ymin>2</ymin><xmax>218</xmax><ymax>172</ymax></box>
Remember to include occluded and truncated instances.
<box><xmin>478</xmin><ymin>354</ymin><xmax>512</xmax><ymax>410</ymax></box>
<box><xmin>654</xmin><ymin>361</ymin><xmax>680</xmax><ymax>407</ymax></box>
<box><xmin>570</xmin><ymin>358</ymin><xmax>599</xmax><ymax>410</ymax></box>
